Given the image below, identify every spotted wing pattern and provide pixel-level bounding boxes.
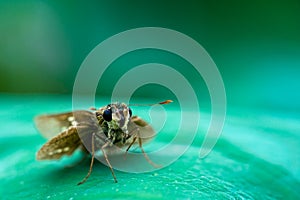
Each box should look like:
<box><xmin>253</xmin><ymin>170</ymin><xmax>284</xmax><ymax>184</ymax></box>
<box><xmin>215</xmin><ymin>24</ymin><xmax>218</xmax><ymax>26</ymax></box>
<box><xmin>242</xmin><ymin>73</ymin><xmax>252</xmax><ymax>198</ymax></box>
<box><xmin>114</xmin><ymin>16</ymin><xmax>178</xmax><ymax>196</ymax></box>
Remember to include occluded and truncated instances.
<box><xmin>36</xmin><ymin>126</ymin><xmax>82</xmax><ymax>160</ymax></box>
<box><xmin>35</xmin><ymin>110</ymin><xmax>102</xmax><ymax>160</ymax></box>
<box><xmin>35</xmin><ymin>111</ymin><xmax>78</xmax><ymax>139</ymax></box>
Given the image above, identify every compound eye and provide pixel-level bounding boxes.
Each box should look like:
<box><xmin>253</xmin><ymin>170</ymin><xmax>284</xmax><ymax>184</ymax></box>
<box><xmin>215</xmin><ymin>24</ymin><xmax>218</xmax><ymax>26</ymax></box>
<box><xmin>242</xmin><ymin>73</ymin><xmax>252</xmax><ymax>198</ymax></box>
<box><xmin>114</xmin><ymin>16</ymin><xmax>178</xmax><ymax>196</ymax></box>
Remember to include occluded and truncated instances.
<box><xmin>103</xmin><ymin>109</ymin><xmax>112</xmax><ymax>122</ymax></box>
<box><xmin>129</xmin><ymin>108</ymin><xmax>132</xmax><ymax>117</ymax></box>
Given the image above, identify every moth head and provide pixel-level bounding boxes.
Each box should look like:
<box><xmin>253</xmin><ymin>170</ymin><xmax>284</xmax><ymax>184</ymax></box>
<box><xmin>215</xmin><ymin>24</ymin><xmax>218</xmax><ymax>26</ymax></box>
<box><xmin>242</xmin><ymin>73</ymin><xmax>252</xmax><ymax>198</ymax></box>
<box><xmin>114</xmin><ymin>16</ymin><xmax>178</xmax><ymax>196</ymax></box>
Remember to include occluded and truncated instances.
<box><xmin>102</xmin><ymin>103</ymin><xmax>132</xmax><ymax>133</ymax></box>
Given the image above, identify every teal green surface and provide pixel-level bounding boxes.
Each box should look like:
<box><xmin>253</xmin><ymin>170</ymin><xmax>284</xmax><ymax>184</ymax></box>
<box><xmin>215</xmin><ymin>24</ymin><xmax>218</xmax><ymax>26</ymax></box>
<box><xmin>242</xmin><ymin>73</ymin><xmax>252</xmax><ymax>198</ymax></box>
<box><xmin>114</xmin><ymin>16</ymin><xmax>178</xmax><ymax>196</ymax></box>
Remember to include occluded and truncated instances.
<box><xmin>1</xmin><ymin>95</ymin><xmax>300</xmax><ymax>199</ymax></box>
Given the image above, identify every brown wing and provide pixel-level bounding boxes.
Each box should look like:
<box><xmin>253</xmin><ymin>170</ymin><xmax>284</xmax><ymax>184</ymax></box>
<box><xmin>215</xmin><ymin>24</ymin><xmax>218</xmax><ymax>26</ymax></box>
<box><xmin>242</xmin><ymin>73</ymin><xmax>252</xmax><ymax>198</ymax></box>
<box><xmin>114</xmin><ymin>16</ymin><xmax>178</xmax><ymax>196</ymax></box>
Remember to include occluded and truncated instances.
<box><xmin>36</xmin><ymin>126</ymin><xmax>82</xmax><ymax>160</ymax></box>
<box><xmin>36</xmin><ymin>110</ymin><xmax>104</xmax><ymax>160</ymax></box>
<box><xmin>35</xmin><ymin>111</ymin><xmax>76</xmax><ymax>139</ymax></box>
<box><xmin>128</xmin><ymin>116</ymin><xmax>155</xmax><ymax>143</ymax></box>
<box><xmin>34</xmin><ymin>110</ymin><xmax>98</xmax><ymax>139</ymax></box>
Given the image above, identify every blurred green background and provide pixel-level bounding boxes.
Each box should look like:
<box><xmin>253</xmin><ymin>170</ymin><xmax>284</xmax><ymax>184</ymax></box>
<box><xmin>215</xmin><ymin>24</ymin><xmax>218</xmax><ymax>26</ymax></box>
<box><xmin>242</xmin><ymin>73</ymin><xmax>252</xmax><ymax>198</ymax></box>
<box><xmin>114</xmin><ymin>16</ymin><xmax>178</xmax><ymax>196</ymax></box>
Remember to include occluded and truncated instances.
<box><xmin>1</xmin><ymin>0</ymin><xmax>299</xmax><ymax>108</ymax></box>
<box><xmin>1</xmin><ymin>0</ymin><xmax>300</xmax><ymax>199</ymax></box>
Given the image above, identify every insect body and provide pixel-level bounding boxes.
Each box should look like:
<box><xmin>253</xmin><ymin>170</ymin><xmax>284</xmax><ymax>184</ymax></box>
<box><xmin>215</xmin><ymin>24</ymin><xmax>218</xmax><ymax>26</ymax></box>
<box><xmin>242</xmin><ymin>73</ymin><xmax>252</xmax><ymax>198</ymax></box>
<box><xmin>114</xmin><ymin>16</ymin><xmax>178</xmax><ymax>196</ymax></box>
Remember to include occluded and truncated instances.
<box><xmin>35</xmin><ymin>100</ymin><xmax>172</xmax><ymax>185</ymax></box>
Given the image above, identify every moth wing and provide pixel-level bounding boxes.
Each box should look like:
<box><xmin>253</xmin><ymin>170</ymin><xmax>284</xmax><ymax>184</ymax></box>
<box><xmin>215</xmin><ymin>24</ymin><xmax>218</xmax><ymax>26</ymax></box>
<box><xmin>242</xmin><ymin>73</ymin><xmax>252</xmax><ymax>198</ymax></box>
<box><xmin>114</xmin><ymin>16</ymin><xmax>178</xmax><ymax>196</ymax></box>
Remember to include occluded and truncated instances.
<box><xmin>34</xmin><ymin>110</ymin><xmax>92</xmax><ymax>139</ymax></box>
<box><xmin>128</xmin><ymin>116</ymin><xmax>155</xmax><ymax>143</ymax></box>
<box><xmin>36</xmin><ymin>110</ymin><xmax>104</xmax><ymax>160</ymax></box>
<box><xmin>36</xmin><ymin>126</ymin><xmax>82</xmax><ymax>160</ymax></box>
<box><xmin>74</xmin><ymin>111</ymin><xmax>108</xmax><ymax>151</ymax></box>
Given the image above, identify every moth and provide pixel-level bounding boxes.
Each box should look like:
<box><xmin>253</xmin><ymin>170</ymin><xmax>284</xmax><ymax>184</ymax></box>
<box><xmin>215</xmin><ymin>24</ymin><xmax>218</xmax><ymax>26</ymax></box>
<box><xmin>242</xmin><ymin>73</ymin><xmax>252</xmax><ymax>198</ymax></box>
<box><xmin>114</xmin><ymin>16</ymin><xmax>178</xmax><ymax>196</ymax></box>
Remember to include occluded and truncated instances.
<box><xmin>35</xmin><ymin>100</ymin><xmax>172</xmax><ymax>185</ymax></box>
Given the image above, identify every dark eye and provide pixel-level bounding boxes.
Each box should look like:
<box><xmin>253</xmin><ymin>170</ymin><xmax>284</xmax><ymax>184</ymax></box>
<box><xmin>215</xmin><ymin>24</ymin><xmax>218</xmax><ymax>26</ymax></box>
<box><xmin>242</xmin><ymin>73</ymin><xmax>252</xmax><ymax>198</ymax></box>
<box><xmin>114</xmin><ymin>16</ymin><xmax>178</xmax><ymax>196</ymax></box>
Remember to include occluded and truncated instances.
<box><xmin>129</xmin><ymin>108</ymin><xmax>132</xmax><ymax>117</ymax></box>
<box><xmin>103</xmin><ymin>109</ymin><xmax>112</xmax><ymax>121</ymax></box>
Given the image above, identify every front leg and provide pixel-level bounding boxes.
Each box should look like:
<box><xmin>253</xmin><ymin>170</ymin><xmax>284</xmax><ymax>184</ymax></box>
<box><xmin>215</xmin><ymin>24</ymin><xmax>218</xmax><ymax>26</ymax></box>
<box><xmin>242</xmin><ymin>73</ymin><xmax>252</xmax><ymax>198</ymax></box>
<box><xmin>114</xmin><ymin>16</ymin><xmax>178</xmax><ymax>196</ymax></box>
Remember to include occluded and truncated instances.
<box><xmin>125</xmin><ymin>126</ymin><xmax>139</xmax><ymax>154</ymax></box>
<box><xmin>77</xmin><ymin>133</ymin><xmax>96</xmax><ymax>185</ymax></box>
<box><xmin>126</xmin><ymin>124</ymin><xmax>161</xmax><ymax>168</ymax></box>
<box><xmin>101</xmin><ymin>141</ymin><xmax>118</xmax><ymax>183</ymax></box>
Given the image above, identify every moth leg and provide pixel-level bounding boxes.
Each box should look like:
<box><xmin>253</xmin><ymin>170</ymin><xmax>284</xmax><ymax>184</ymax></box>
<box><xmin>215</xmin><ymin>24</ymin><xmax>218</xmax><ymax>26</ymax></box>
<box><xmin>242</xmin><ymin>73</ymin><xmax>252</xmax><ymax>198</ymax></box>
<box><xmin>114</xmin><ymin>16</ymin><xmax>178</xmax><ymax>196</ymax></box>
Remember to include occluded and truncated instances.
<box><xmin>77</xmin><ymin>133</ymin><xmax>96</xmax><ymax>185</ymax></box>
<box><xmin>128</xmin><ymin>126</ymin><xmax>161</xmax><ymax>168</ymax></box>
<box><xmin>101</xmin><ymin>142</ymin><xmax>118</xmax><ymax>183</ymax></box>
<box><xmin>137</xmin><ymin>136</ymin><xmax>161</xmax><ymax>168</ymax></box>
<box><xmin>124</xmin><ymin>136</ymin><xmax>137</xmax><ymax>159</ymax></box>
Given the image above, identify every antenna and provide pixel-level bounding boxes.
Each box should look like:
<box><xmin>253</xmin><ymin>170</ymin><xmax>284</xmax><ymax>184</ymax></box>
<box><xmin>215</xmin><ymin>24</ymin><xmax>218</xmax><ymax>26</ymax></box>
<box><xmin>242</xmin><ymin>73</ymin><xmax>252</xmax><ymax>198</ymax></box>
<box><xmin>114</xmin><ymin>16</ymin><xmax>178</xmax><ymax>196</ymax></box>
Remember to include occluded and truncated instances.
<box><xmin>129</xmin><ymin>100</ymin><xmax>173</xmax><ymax>107</ymax></box>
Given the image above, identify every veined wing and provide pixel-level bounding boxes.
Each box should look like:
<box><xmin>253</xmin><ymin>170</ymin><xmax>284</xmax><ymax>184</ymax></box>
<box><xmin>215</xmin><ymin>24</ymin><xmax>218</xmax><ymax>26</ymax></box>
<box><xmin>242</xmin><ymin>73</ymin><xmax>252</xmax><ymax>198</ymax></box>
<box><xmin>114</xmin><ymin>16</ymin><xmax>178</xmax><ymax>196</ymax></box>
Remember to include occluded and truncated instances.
<box><xmin>128</xmin><ymin>115</ymin><xmax>155</xmax><ymax>143</ymax></box>
<box><xmin>36</xmin><ymin>110</ymin><xmax>104</xmax><ymax>160</ymax></box>
<box><xmin>34</xmin><ymin>110</ymin><xmax>93</xmax><ymax>139</ymax></box>
<box><xmin>36</xmin><ymin>126</ymin><xmax>82</xmax><ymax>160</ymax></box>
